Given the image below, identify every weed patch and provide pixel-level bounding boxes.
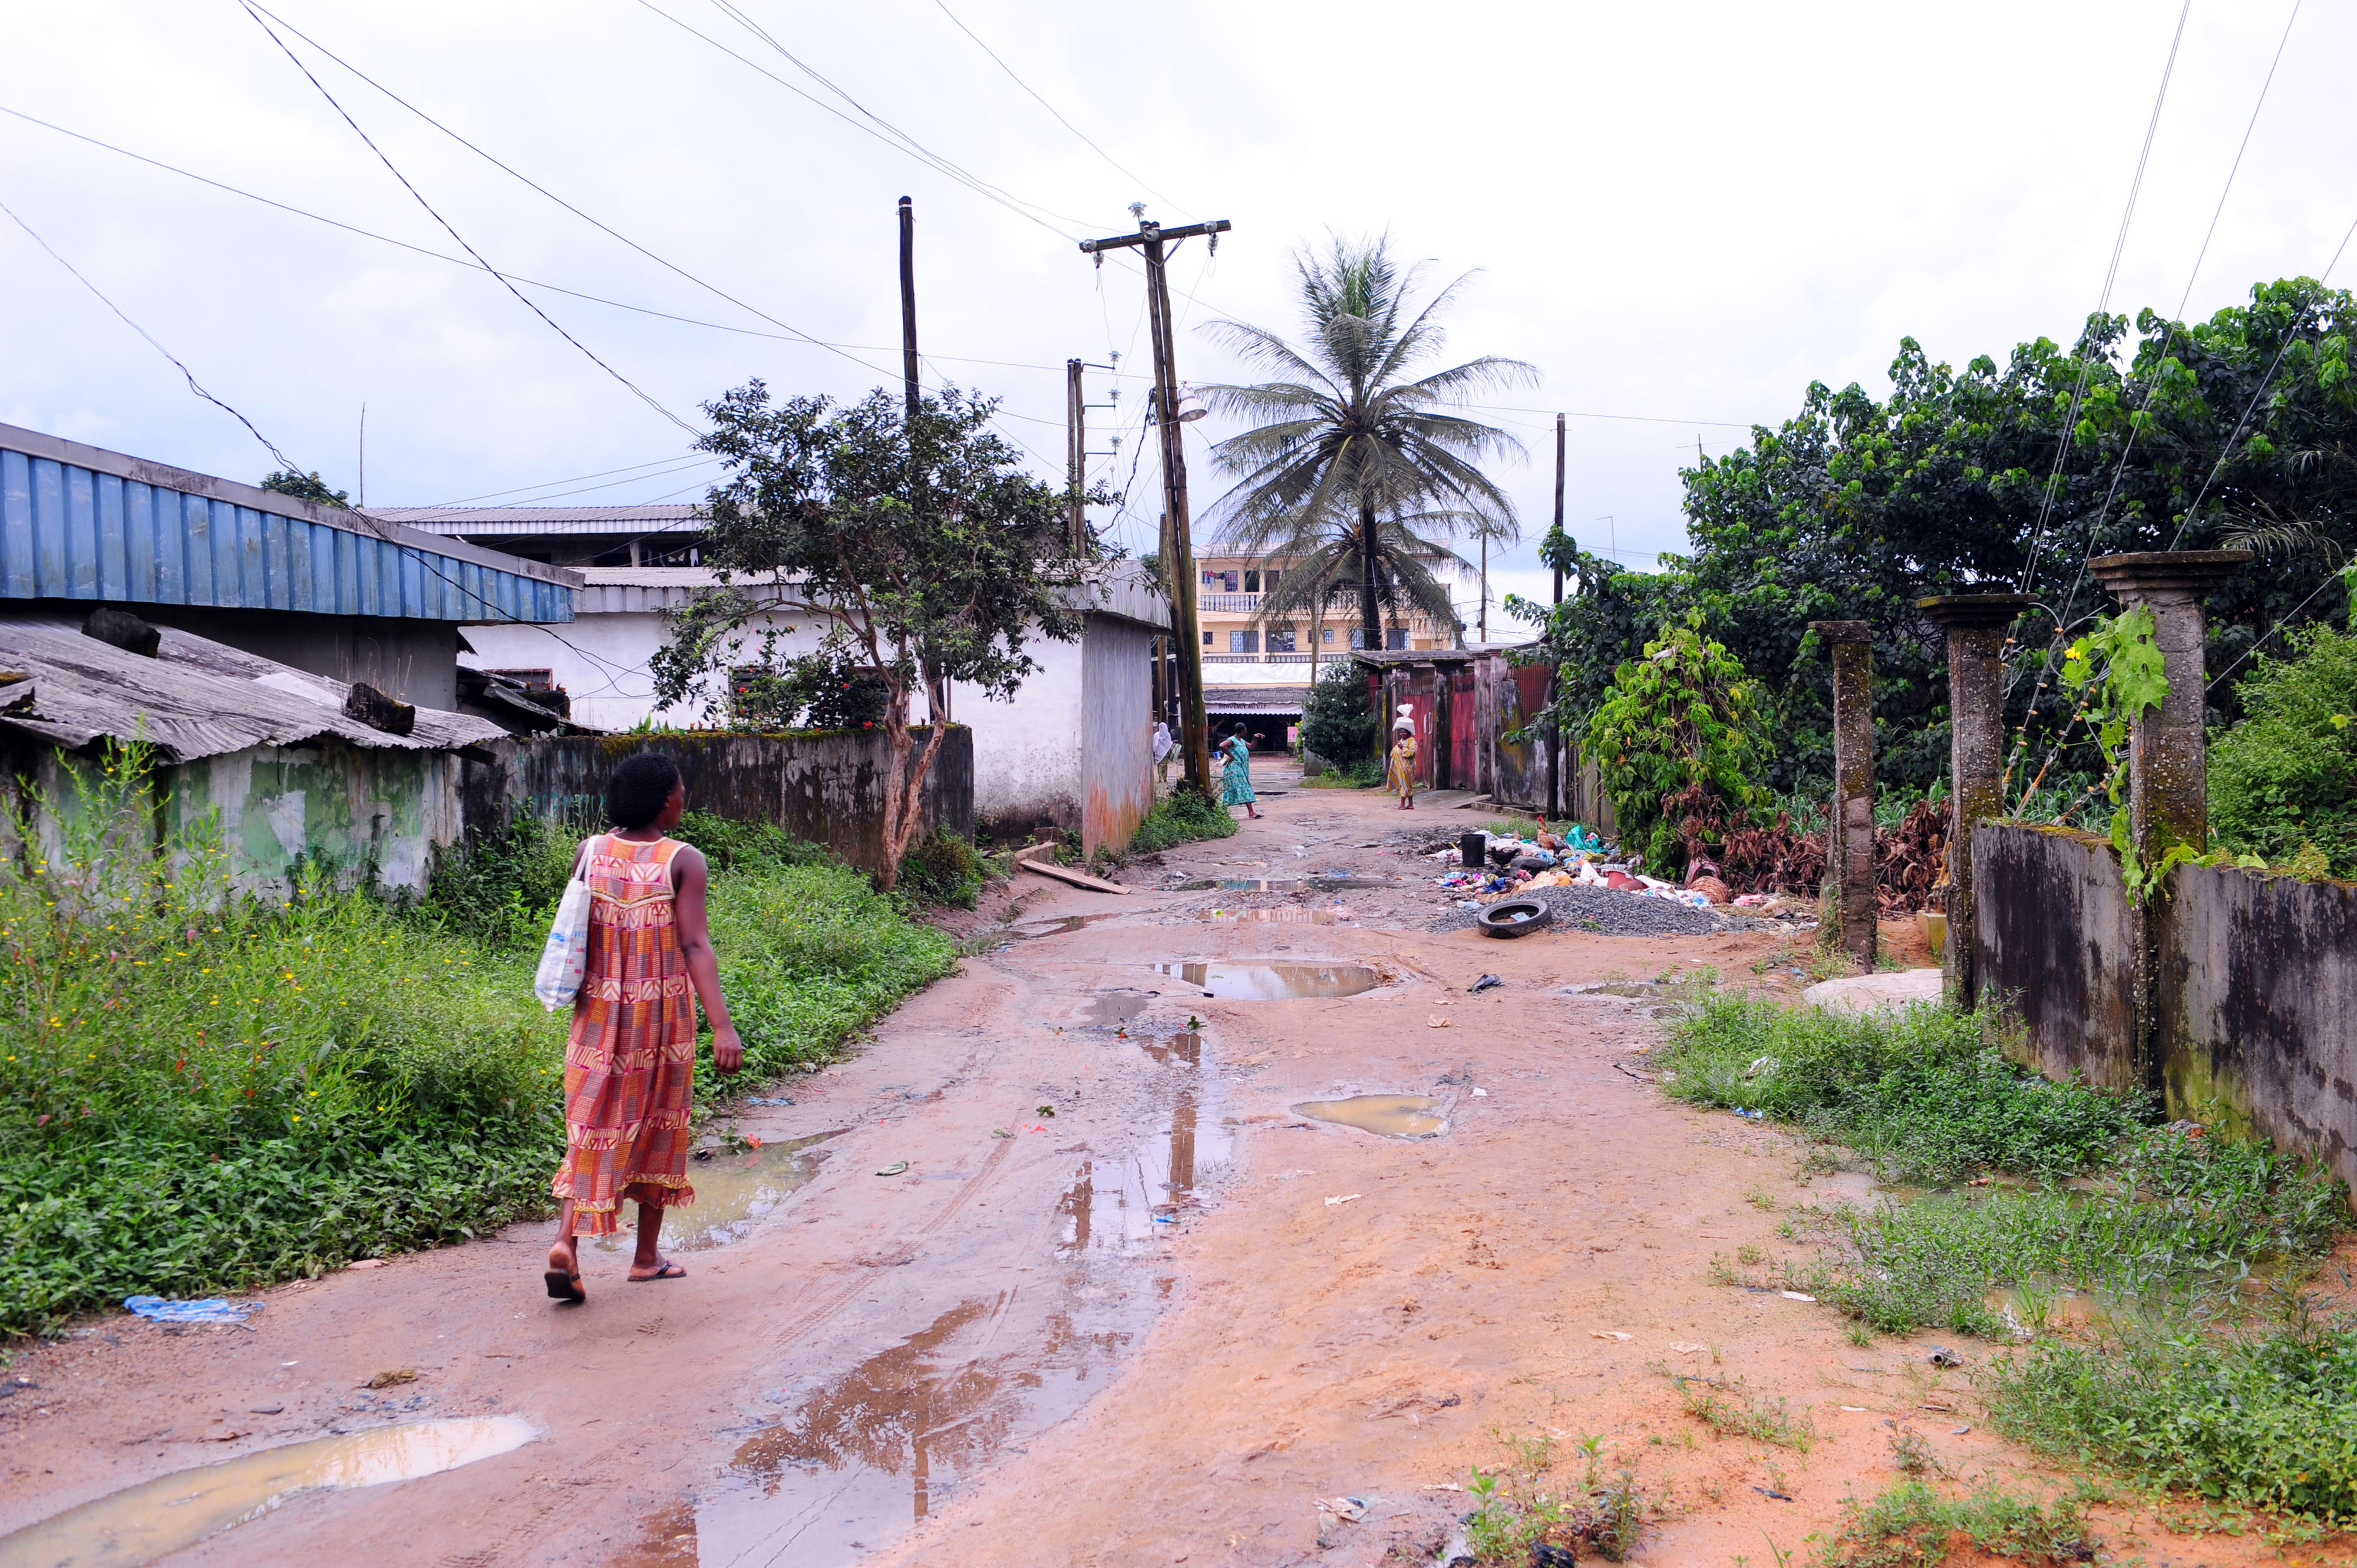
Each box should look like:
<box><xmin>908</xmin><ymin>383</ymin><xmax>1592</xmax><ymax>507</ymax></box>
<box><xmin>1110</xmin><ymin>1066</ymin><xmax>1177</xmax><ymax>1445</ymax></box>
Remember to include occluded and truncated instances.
<box><xmin>1125</xmin><ymin>784</ymin><xmax>1239</xmax><ymax>854</ymax></box>
<box><xmin>1462</xmin><ymin>1432</ymin><xmax>1650</xmax><ymax>1563</ymax></box>
<box><xmin>1817</xmin><ymin>1479</ymin><xmax>2098</xmax><ymax>1566</ymax></box>
<box><xmin>1982</xmin><ymin>1295</ymin><xmax>2357</xmax><ymax>1527</ymax></box>
<box><xmin>1670</xmin><ymin>1373</ymin><xmax>1814</xmax><ymax>1451</ymax></box>
<box><xmin>1658</xmin><ymin>995</ymin><xmax>2141</xmax><ymax>1186</ymax></box>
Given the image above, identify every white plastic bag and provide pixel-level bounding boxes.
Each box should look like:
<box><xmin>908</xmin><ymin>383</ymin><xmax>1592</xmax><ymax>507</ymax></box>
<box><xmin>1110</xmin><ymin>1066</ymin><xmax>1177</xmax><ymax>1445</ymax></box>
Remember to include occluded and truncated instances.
<box><xmin>533</xmin><ymin>834</ymin><xmax>602</xmax><ymax>1012</ymax></box>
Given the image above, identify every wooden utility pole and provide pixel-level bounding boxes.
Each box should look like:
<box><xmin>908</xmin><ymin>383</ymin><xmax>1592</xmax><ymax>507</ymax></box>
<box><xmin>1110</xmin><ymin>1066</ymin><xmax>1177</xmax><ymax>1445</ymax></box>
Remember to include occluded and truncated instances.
<box><xmin>1067</xmin><ymin>358</ymin><xmax>1086</xmax><ymax>552</ymax></box>
<box><xmin>1551</xmin><ymin>413</ymin><xmax>1566</xmax><ymax>605</ymax></box>
<box><xmin>1080</xmin><ymin>212</ymin><xmax>1231</xmax><ymax>794</ymax></box>
<box><xmin>897</xmin><ymin>196</ymin><xmax>920</xmax><ymax>419</ymax></box>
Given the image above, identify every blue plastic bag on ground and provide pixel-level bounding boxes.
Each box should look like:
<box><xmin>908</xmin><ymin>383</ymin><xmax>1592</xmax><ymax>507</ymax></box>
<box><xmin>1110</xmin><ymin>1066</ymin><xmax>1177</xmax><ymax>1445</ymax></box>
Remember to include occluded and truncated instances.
<box><xmin>124</xmin><ymin>1295</ymin><xmax>255</xmax><ymax>1324</ymax></box>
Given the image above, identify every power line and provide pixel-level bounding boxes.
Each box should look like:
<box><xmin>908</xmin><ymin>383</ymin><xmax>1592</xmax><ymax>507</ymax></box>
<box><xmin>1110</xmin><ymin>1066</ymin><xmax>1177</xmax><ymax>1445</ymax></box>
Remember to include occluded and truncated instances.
<box><xmin>235</xmin><ymin>1</ymin><xmax>699</xmax><ymax>437</ymax></box>
<box><xmin>2015</xmin><ymin>0</ymin><xmax>2193</xmax><ymax>602</ymax></box>
<box><xmin>3</xmin><ymin>98</ymin><xmax>1153</xmax><ymax>382</ymax></box>
<box><xmin>0</xmin><ymin>194</ymin><xmax>304</xmax><ymax>474</ymax></box>
<box><xmin>929</xmin><ymin>0</ymin><xmax>1188</xmax><ymax>216</ymax></box>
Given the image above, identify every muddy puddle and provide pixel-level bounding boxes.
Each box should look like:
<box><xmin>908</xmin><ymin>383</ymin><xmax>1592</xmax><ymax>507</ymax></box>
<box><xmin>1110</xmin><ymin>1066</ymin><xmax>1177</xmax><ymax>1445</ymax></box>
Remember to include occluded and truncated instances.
<box><xmin>1292</xmin><ymin>1093</ymin><xmax>1448</xmax><ymax>1138</ymax></box>
<box><xmin>1167</xmin><ymin>876</ymin><xmax>1395</xmax><ymax>892</ymax></box>
<box><xmin>1008</xmin><ymin>912</ymin><xmax>1127</xmax><ymax>940</ymax></box>
<box><xmin>1138</xmin><ymin>960</ymin><xmax>1379</xmax><ymax>1000</ymax></box>
<box><xmin>669</xmin><ymin>1080</ymin><xmax>1226</xmax><ymax>1567</ymax></box>
<box><xmin>590</xmin><ymin>1132</ymin><xmax>837</xmax><ymax>1256</ymax></box>
<box><xmin>1199</xmin><ymin>906</ymin><xmax>1353</xmax><ymax>925</ymax></box>
<box><xmin>0</xmin><ymin>1416</ymin><xmax>534</xmax><ymax>1568</ymax></box>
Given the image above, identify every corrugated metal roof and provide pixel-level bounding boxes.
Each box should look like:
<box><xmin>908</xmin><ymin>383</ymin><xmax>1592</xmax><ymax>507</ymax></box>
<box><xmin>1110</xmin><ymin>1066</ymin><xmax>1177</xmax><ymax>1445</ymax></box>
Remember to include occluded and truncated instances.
<box><xmin>1205</xmin><ymin>685</ymin><xmax>1309</xmax><ymax>714</ymax></box>
<box><xmin>0</xmin><ymin>424</ymin><xmax>576</xmax><ymax>624</ymax></box>
<box><xmin>0</xmin><ymin>613</ymin><xmax>507</xmax><ymax>762</ymax></box>
<box><xmin>374</xmin><ymin>504</ymin><xmax>704</xmax><ymax>536</ymax></box>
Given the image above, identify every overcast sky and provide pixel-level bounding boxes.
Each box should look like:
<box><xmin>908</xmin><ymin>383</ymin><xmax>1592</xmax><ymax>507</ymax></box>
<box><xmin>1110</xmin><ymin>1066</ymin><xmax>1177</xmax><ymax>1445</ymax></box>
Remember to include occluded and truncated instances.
<box><xmin>5</xmin><ymin>2</ymin><xmax>2350</xmax><ymax>633</ymax></box>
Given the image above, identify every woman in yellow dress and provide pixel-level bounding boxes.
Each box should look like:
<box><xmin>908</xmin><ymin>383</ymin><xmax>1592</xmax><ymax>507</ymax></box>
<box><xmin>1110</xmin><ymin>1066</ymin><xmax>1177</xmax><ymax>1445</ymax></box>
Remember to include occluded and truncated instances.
<box><xmin>1386</xmin><ymin>715</ymin><xmax>1419</xmax><ymax>809</ymax></box>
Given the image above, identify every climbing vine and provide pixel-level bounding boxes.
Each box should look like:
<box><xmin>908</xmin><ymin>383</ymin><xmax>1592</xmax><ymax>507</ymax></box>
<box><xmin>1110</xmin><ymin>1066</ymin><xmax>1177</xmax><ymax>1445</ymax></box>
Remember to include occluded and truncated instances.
<box><xmin>2049</xmin><ymin>607</ymin><xmax>2197</xmax><ymax>902</ymax></box>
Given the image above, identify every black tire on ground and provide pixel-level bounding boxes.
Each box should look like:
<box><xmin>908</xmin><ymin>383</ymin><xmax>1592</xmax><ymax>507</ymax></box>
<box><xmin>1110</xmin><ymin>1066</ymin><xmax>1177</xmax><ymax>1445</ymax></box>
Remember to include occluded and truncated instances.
<box><xmin>1477</xmin><ymin>898</ymin><xmax>1554</xmax><ymax>938</ymax></box>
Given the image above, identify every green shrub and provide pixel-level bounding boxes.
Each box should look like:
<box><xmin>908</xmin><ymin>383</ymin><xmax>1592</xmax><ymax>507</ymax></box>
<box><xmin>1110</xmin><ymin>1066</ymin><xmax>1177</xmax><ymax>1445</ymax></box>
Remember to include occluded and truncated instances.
<box><xmin>897</xmin><ymin>828</ymin><xmax>985</xmax><ymax>909</ymax></box>
<box><xmin>1127</xmin><ymin>783</ymin><xmax>1240</xmax><ymax>854</ymax></box>
<box><xmin>1984</xmin><ymin>1300</ymin><xmax>2357</xmax><ymax>1526</ymax></box>
<box><xmin>1300</xmin><ymin>662</ymin><xmax>1376</xmax><ymax>765</ymax></box>
<box><xmin>1659</xmin><ymin>995</ymin><xmax>2143</xmax><ymax>1184</ymax></box>
<box><xmin>1817</xmin><ymin>1478</ymin><xmax>2098</xmax><ymax>1567</ymax></box>
<box><xmin>2211</xmin><ymin>621</ymin><xmax>2357</xmax><ymax>876</ymax></box>
<box><xmin>417</xmin><ymin>810</ymin><xmax>578</xmax><ymax>949</ymax></box>
<box><xmin>672</xmin><ymin>809</ymin><xmax>828</xmax><ymax>874</ymax></box>
<box><xmin>1584</xmin><ymin>614</ymin><xmax>1762</xmax><ymax>871</ymax></box>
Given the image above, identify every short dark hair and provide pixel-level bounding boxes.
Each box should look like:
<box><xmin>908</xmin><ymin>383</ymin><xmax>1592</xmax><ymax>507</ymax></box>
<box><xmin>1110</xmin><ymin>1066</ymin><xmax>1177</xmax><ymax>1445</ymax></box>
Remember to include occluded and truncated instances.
<box><xmin>1232</xmin><ymin>722</ymin><xmax>1248</xmax><ymax>736</ymax></box>
<box><xmin>606</xmin><ymin>753</ymin><xmax>683</xmax><ymax>830</ymax></box>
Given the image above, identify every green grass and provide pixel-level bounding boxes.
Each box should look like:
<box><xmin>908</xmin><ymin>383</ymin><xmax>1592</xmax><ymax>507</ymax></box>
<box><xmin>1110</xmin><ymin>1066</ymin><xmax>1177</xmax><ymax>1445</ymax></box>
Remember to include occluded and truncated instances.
<box><xmin>0</xmin><ymin>750</ymin><xmax>952</xmax><ymax>1337</ymax></box>
<box><xmin>1815</xmin><ymin>1478</ymin><xmax>2100</xmax><ymax>1567</ymax></box>
<box><xmin>1658</xmin><ymin>994</ymin><xmax>2143</xmax><ymax>1186</ymax></box>
<box><xmin>1983</xmin><ymin>1293</ymin><xmax>2357</xmax><ymax>1527</ymax></box>
<box><xmin>1125</xmin><ymin>783</ymin><xmax>1240</xmax><ymax>854</ymax></box>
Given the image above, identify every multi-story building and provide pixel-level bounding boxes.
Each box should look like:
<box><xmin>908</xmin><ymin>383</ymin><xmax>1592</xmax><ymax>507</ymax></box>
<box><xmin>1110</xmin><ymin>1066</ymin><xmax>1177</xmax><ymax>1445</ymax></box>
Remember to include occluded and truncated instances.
<box><xmin>1191</xmin><ymin>552</ymin><xmax>1458</xmax><ymax>684</ymax></box>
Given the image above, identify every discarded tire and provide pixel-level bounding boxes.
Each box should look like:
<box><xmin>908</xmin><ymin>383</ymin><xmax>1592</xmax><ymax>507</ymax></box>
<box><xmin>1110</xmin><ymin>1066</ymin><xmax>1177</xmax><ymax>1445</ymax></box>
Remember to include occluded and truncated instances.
<box><xmin>1477</xmin><ymin>898</ymin><xmax>1553</xmax><ymax>938</ymax></box>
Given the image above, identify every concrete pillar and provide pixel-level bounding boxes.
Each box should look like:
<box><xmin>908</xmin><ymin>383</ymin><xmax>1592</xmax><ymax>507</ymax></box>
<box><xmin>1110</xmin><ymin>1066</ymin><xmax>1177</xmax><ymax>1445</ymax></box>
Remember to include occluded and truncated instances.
<box><xmin>2086</xmin><ymin>551</ymin><xmax>2250</xmax><ymax>858</ymax></box>
<box><xmin>1811</xmin><ymin>620</ymin><xmax>1877</xmax><ymax>969</ymax></box>
<box><xmin>1919</xmin><ymin>594</ymin><xmax>2032</xmax><ymax>1006</ymax></box>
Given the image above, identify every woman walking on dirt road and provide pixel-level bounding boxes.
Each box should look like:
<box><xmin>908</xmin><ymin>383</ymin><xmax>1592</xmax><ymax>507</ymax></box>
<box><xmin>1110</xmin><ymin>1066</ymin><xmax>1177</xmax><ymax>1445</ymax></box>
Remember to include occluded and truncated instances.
<box><xmin>545</xmin><ymin>754</ymin><xmax>742</xmax><ymax>1303</ymax></box>
<box><xmin>1219</xmin><ymin>722</ymin><xmax>1262</xmax><ymax>820</ymax></box>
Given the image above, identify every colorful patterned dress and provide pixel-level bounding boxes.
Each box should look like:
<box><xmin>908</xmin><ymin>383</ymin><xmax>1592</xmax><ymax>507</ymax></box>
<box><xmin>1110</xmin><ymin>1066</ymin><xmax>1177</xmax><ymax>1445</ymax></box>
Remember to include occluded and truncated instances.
<box><xmin>551</xmin><ymin>834</ymin><xmax>698</xmax><ymax>1234</ymax></box>
<box><xmin>1386</xmin><ymin>734</ymin><xmax>1419</xmax><ymax>796</ymax></box>
<box><xmin>1218</xmin><ymin>735</ymin><xmax>1256</xmax><ymax>806</ymax></box>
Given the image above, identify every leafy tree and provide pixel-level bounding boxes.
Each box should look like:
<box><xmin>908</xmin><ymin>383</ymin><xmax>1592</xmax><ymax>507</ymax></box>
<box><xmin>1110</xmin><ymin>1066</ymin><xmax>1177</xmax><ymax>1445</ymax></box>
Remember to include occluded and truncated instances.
<box><xmin>1523</xmin><ymin>276</ymin><xmax>2357</xmax><ymax>808</ymax></box>
<box><xmin>1200</xmin><ymin>235</ymin><xmax>1536</xmax><ymax>652</ymax></box>
<box><xmin>1299</xmin><ymin>661</ymin><xmax>1376</xmax><ymax>768</ymax></box>
<box><xmin>1583</xmin><ymin>616</ymin><xmax>1762</xmax><ymax>872</ymax></box>
<box><xmin>654</xmin><ymin>382</ymin><xmax>1092</xmax><ymax>891</ymax></box>
<box><xmin>261</xmin><ymin>470</ymin><xmax>348</xmax><ymax>508</ymax></box>
<box><xmin>2210</xmin><ymin>619</ymin><xmax>2357</xmax><ymax>875</ymax></box>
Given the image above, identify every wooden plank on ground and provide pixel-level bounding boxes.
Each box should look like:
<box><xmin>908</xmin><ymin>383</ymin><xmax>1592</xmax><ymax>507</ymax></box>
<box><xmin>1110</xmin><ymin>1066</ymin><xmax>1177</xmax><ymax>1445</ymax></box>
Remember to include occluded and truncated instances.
<box><xmin>1019</xmin><ymin>859</ymin><xmax>1129</xmax><ymax>894</ymax></box>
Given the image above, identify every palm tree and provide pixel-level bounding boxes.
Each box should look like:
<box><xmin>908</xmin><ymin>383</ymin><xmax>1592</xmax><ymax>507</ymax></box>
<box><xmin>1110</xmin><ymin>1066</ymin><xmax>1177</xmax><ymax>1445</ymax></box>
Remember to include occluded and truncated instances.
<box><xmin>1199</xmin><ymin>235</ymin><xmax>1536</xmax><ymax>656</ymax></box>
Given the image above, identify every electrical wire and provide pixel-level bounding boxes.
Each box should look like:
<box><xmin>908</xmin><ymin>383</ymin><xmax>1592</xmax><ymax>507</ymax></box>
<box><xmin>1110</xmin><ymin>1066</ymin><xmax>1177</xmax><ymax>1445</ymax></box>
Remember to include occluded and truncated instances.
<box><xmin>235</xmin><ymin>1</ymin><xmax>699</xmax><ymax>437</ymax></box>
<box><xmin>928</xmin><ymin>0</ymin><xmax>1189</xmax><ymax>217</ymax></box>
<box><xmin>0</xmin><ymin>193</ymin><xmax>305</xmax><ymax>475</ymax></box>
<box><xmin>2015</xmin><ymin>0</ymin><xmax>2192</xmax><ymax>601</ymax></box>
<box><xmin>2</xmin><ymin>98</ymin><xmax>1148</xmax><ymax>382</ymax></box>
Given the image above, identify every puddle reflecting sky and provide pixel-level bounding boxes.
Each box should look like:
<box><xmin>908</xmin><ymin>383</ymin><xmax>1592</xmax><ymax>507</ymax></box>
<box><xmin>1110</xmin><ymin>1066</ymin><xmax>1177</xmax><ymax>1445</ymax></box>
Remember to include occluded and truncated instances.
<box><xmin>1137</xmin><ymin>961</ymin><xmax>1378</xmax><ymax>1000</ymax></box>
<box><xmin>591</xmin><ymin>1132</ymin><xmax>839</xmax><ymax>1255</ymax></box>
<box><xmin>1166</xmin><ymin>876</ymin><xmax>1396</xmax><ymax>892</ymax></box>
<box><xmin>0</xmin><ymin>1417</ymin><xmax>534</xmax><ymax>1568</ymax></box>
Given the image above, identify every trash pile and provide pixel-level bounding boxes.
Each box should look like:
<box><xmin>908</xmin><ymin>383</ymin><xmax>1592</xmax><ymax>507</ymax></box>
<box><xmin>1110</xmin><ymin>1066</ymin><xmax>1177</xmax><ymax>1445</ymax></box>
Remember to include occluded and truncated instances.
<box><xmin>1428</xmin><ymin>826</ymin><xmax>1729</xmax><ymax>911</ymax></box>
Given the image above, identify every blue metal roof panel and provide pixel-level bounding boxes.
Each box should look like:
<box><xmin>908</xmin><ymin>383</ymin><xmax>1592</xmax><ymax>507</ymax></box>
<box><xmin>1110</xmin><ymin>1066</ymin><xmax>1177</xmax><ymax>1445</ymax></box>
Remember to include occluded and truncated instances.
<box><xmin>0</xmin><ymin>423</ymin><xmax>575</xmax><ymax>624</ymax></box>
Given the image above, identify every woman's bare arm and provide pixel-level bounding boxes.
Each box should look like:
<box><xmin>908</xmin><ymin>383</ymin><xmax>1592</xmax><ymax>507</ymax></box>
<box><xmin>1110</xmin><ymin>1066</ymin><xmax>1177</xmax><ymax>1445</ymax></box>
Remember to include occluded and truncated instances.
<box><xmin>669</xmin><ymin>844</ymin><xmax>744</xmax><ymax>1074</ymax></box>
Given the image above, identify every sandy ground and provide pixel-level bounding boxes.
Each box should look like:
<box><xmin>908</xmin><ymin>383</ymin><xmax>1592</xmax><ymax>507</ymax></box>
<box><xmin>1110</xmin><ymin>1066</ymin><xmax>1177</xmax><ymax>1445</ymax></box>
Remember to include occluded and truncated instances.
<box><xmin>1</xmin><ymin>773</ymin><xmax>2337</xmax><ymax>1567</ymax></box>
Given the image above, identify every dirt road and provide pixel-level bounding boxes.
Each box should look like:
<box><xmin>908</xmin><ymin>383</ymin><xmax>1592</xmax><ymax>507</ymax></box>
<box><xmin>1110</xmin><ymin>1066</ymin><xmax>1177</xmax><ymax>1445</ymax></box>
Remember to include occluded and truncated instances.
<box><xmin>1</xmin><ymin>776</ymin><xmax>2293</xmax><ymax>1566</ymax></box>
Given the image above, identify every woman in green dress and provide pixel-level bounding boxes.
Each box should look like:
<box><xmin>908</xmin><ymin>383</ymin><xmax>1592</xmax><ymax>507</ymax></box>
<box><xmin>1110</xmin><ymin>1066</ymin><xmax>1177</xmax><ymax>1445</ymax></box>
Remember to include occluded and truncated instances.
<box><xmin>1219</xmin><ymin>722</ymin><xmax>1261</xmax><ymax>820</ymax></box>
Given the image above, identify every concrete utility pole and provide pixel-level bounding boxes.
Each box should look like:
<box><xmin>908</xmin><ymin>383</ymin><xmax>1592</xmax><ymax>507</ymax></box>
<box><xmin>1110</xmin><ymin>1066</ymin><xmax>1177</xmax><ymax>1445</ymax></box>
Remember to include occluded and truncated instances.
<box><xmin>1812</xmin><ymin>619</ymin><xmax>1877</xmax><ymax>970</ymax></box>
<box><xmin>1067</xmin><ymin>358</ymin><xmax>1086</xmax><ymax>552</ymax></box>
<box><xmin>1920</xmin><ymin>593</ymin><xmax>2032</xmax><ymax>1006</ymax></box>
<box><xmin>2087</xmin><ymin>551</ymin><xmax>2252</xmax><ymax>858</ymax></box>
<box><xmin>1080</xmin><ymin>210</ymin><xmax>1231</xmax><ymax>794</ymax></box>
<box><xmin>897</xmin><ymin>196</ymin><xmax>920</xmax><ymax>420</ymax></box>
<box><xmin>1551</xmin><ymin>412</ymin><xmax>1566</xmax><ymax>605</ymax></box>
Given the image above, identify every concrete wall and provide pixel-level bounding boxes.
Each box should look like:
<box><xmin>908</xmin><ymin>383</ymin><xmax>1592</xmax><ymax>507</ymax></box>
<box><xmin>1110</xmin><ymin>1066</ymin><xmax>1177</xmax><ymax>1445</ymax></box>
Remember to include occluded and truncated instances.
<box><xmin>2157</xmin><ymin>862</ymin><xmax>2357</xmax><ymax>1190</ymax></box>
<box><xmin>478</xmin><ymin>727</ymin><xmax>972</xmax><ymax>876</ymax></box>
<box><xmin>24</xmin><ymin>599</ymin><xmax>466</xmax><ymax>709</ymax></box>
<box><xmin>461</xmin><ymin>605</ymin><xmax>810</xmax><ymax>731</ymax></box>
<box><xmin>959</xmin><ymin>636</ymin><xmax>1083</xmax><ymax>841</ymax></box>
<box><xmin>3</xmin><ymin>734</ymin><xmax>463</xmax><ymax>896</ymax></box>
<box><xmin>1080</xmin><ymin>612</ymin><xmax>1155</xmax><ymax>858</ymax></box>
<box><xmin>1973</xmin><ymin>824</ymin><xmax>2141</xmax><ymax>1089</ymax></box>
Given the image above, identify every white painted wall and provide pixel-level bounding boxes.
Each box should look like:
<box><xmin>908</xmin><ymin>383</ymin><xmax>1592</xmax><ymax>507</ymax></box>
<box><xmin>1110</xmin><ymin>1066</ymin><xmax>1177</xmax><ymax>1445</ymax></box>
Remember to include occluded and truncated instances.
<box><xmin>459</xmin><ymin>607</ymin><xmax>815</xmax><ymax>732</ymax></box>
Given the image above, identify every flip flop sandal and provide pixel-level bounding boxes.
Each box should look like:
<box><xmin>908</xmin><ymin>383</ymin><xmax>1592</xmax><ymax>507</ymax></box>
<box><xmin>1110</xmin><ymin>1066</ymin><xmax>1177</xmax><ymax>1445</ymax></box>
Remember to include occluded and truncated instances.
<box><xmin>629</xmin><ymin>1260</ymin><xmax>686</xmax><ymax>1282</ymax></box>
<box><xmin>543</xmin><ymin>1269</ymin><xmax>586</xmax><ymax>1303</ymax></box>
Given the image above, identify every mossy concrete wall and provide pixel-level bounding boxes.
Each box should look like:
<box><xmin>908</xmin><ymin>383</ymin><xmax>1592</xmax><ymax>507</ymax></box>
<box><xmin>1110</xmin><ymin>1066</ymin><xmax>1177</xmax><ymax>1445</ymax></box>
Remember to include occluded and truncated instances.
<box><xmin>1973</xmin><ymin>823</ymin><xmax>2142</xmax><ymax>1090</ymax></box>
<box><xmin>2157</xmin><ymin>861</ymin><xmax>2357</xmax><ymax>1190</ymax></box>
<box><xmin>1976</xmin><ymin>821</ymin><xmax>2357</xmax><ymax>1189</ymax></box>
<box><xmin>474</xmin><ymin>726</ymin><xmax>973</xmax><ymax>874</ymax></box>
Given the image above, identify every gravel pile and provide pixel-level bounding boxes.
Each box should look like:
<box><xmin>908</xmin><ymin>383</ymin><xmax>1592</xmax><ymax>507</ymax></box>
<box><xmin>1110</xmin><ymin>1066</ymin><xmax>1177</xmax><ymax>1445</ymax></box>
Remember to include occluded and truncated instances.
<box><xmin>1425</xmin><ymin>882</ymin><xmax>1789</xmax><ymax>936</ymax></box>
